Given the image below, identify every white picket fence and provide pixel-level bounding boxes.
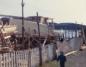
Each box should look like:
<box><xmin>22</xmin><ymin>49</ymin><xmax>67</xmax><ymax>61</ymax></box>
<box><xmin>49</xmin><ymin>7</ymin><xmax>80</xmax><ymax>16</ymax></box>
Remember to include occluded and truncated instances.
<box><xmin>0</xmin><ymin>45</ymin><xmax>54</xmax><ymax>67</ymax></box>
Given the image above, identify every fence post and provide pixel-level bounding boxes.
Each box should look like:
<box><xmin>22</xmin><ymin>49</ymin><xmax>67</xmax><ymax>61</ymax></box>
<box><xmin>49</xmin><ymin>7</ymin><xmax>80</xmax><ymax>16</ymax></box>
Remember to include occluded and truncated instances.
<box><xmin>28</xmin><ymin>49</ymin><xmax>31</xmax><ymax>67</ymax></box>
<box><xmin>14</xmin><ymin>51</ymin><xmax>17</xmax><ymax>67</ymax></box>
<box><xmin>1</xmin><ymin>52</ymin><xmax>4</xmax><ymax>67</ymax></box>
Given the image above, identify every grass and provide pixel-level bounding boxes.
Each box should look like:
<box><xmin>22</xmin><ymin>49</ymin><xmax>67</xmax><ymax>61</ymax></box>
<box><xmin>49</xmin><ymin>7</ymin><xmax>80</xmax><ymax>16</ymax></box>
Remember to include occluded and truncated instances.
<box><xmin>41</xmin><ymin>61</ymin><xmax>59</xmax><ymax>67</ymax></box>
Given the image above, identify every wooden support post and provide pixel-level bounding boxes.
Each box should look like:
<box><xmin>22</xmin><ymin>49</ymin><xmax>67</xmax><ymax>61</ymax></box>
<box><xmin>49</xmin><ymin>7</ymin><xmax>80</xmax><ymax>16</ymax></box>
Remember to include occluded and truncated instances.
<box><xmin>21</xmin><ymin>0</ymin><xmax>25</xmax><ymax>46</ymax></box>
<box><xmin>36</xmin><ymin>12</ymin><xmax>42</xmax><ymax>66</ymax></box>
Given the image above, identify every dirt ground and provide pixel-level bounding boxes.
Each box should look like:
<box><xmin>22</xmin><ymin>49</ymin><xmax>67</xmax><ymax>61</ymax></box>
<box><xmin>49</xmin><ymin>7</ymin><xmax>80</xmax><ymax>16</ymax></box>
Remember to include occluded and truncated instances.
<box><xmin>42</xmin><ymin>49</ymin><xmax>86</xmax><ymax>67</ymax></box>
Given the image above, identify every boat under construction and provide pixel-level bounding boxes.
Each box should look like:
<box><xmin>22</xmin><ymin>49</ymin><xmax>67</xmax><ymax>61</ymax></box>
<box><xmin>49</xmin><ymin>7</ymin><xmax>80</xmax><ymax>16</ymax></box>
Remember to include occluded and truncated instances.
<box><xmin>0</xmin><ymin>15</ymin><xmax>86</xmax><ymax>53</ymax></box>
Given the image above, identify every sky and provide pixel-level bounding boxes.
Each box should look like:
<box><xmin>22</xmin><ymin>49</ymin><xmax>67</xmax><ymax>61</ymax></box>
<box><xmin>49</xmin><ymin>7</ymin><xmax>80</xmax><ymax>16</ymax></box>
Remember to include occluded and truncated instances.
<box><xmin>0</xmin><ymin>0</ymin><xmax>86</xmax><ymax>24</ymax></box>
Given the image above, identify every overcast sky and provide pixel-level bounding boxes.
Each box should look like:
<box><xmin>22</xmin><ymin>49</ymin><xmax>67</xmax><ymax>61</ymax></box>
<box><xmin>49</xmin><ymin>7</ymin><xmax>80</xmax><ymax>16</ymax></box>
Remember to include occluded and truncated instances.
<box><xmin>0</xmin><ymin>0</ymin><xmax>86</xmax><ymax>24</ymax></box>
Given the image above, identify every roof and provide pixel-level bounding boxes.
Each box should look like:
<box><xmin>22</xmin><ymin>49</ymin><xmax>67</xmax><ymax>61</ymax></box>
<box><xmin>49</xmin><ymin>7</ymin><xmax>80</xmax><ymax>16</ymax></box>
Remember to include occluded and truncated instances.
<box><xmin>49</xmin><ymin>23</ymin><xmax>86</xmax><ymax>30</ymax></box>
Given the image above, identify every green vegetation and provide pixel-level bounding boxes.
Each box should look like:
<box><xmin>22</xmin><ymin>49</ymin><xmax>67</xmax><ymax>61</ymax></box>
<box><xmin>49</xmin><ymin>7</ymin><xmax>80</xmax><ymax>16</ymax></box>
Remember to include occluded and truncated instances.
<box><xmin>41</xmin><ymin>61</ymin><xmax>58</xmax><ymax>67</ymax></box>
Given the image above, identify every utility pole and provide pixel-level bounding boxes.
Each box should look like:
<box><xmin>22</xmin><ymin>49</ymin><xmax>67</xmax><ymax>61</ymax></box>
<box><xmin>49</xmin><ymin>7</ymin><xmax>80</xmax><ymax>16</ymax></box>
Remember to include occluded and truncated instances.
<box><xmin>36</xmin><ymin>12</ymin><xmax>42</xmax><ymax>66</ymax></box>
<box><xmin>51</xmin><ymin>19</ymin><xmax>54</xmax><ymax>29</ymax></box>
<box><xmin>21</xmin><ymin>0</ymin><xmax>25</xmax><ymax>42</ymax></box>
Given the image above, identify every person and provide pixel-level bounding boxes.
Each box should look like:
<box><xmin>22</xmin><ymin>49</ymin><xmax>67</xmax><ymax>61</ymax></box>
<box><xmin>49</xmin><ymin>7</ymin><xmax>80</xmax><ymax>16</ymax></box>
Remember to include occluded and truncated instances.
<box><xmin>56</xmin><ymin>51</ymin><xmax>67</xmax><ymax>67</ymax></box>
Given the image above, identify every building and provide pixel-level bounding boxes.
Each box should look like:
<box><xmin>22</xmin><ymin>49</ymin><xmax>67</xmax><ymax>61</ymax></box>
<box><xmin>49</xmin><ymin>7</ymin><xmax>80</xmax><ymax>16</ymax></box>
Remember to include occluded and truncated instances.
<box><xmin>49</xmin><ymin>23</ymin><xmax>86</xmax><ymax>40</ymax></box>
